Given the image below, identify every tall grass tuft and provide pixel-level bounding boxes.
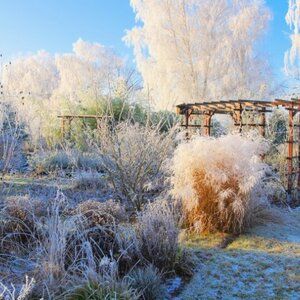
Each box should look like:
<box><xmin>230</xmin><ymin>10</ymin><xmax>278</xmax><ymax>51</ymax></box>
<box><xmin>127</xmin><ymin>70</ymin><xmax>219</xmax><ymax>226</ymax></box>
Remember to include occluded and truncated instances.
<box><xmin>171</xmin><ymin>133</ymin><xmax>277</xmax><ymax>234</ymax></box>
<box><xmin>136</xmin><ymin>200</ymin><xmax>179</xmax><ymax>272</ymax></box>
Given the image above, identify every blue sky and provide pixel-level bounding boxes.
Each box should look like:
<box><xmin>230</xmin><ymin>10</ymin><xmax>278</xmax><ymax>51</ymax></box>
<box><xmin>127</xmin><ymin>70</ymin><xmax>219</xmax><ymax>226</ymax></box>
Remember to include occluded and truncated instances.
<box><xmin>0</xmin><ymin>0</ymin><xmax>291</xmax><ymax>80</ymax></box>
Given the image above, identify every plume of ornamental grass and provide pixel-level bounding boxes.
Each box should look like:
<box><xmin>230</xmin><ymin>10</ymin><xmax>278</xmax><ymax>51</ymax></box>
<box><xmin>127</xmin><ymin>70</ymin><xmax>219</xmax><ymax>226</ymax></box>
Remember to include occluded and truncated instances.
<box><xmin>171</xmin><ymin>132</ymin><xmax>277</xmax><ymax>234</ymax></box>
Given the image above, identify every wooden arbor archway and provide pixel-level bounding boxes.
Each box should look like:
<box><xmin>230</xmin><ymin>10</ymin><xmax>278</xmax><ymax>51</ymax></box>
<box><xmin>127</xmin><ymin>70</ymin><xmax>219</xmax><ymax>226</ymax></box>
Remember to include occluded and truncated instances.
<box><xmin>176</xmin><ymin>99</ymin><xmax>300</xmax><ymax>202</ymax></box>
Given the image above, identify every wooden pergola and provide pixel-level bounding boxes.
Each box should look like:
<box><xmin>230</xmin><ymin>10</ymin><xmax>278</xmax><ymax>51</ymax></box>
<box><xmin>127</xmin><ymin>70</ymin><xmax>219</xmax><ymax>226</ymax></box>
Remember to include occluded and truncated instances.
<box><xmin>57</xmin><ymin>115</ymin><xmax>107</xmax><ymax>139</ymax></box>
<box><xmin>176</xmin><ymin>98</ymin><xmax>300</xmax><ymax>202</ymax></box>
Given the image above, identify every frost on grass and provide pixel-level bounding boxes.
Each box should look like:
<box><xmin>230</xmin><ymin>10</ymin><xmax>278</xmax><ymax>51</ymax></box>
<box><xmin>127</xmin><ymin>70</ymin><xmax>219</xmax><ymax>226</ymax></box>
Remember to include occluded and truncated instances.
<box><xmin>0</xmin><ymin>190</ymin><xmax>195</xmax><ymax>298</ymax></box>
<box><xmin>171</xmin><ymin>133</ymin><xmax>277</xmax><ymax>234</ymax></box>
<box><xmin>0</xmin><ymin>276</ymin><xmax>35</xmax><ymax>300</ymax></box>
<box><xmin>179</xmin><ymin>209</ymin><xmax>300</xmax><ymax>300</ymax></box>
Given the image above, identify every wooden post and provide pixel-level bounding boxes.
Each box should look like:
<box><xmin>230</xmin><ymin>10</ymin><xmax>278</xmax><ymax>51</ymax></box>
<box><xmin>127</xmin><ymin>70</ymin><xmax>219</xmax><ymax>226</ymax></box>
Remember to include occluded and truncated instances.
<box><xmin>203</xmin><ymin>113</ymin><xmax>212</xmax><ymax>136</ymax></box>
<box><xmin>238</xmin><ymin>103</ymin><xmax>243</xmax><ymax>133</ymax></box>
<box><xmin>296</xmin><ymin>99</ymin><xmax>300</xmax><ymax>201</ymax></box>
<box><xmin>185</xmin><ymin>110</ymin><xmax>189</xmax><ymax>129</ymax></box>
<box><xmin>232</xmin><ymin>111</ymin><xmax>242</xmax><ymax>133</ymax></box>
<box><xmin>67</xmin><ymin>117</ymin><xmax>73</xmax><ymax>139</ymax></box>
<box><xmin>298</xmin><ymin>109</ymin><xmax>300</xmax><ymax>198</ymax></box>
<box><xmin>230</xmin><ymin>102</ymin><xmax>244</xmax><ymax>133</ymax></box>
<box><xmin>259</xmin><ymin>108</ymin><xmax>266</xmax><ymax>137</ymax></box>
<box><xmin>185</xmin><ymin>109</ymin><xmax>190</xmax><ymax>139</ymax></box>
<box><xmin>96</xmin><ymin>117</ymin><xmax>101</xmax><ymax>130</ymax></box>
<box><xmin>287</xmin><ymin>103</ymin><xmax>294</xmax><ymax>197</ymax></box>
<box><xmin>61</xmin><ymin>117</ymin><xmax>66</xmax><ymax>139</ymax></box>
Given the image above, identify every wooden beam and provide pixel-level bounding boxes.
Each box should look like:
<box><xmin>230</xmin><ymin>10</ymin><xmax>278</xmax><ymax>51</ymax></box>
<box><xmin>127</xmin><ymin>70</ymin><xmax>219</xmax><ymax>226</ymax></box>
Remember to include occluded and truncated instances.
<box><xmin>180</xmin><ymin>124</ymin><xmax>202</xmax><ymax>128</ymax></box>
<box><xmin>58</xmin><ymin>115</ymin><xmax>104</xmax><ymax>119</ymax></box>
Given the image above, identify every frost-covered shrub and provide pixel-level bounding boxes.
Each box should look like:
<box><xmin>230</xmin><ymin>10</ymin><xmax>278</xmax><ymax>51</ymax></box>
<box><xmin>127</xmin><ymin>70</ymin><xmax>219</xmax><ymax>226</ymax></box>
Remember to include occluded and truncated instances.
<box><xmin>0</xmin><ymin>196</ymin><xmax>46</xmax><ymax>251</ymax></box>
<box><xmin>0</xmin><ymin>191</ymin><xmax>193</xmax><ymax>298</ymax></box>
<box><xmin>34</xmin><ymin>192</ymin><xmax>74</xmax><ymax>287</ymax></box>
<box><xmin>267</xmin><ymin>109</ymin><xmax>288</xmax><ymax>146</ymax></box>
<box><xmin>72</xmin><ymin>171</ymin><xmax>105</xmax><ymax>190</ymax></box>
<box><xmin>0</xmin><ymin>193</ymin><xmax>77</xmax><ymax>297</ymax></box>
<box><xmin>174</xmin><ymin>247</ymin><xmax>197</xmax><ymax>278</ymax></box>
<box><xmin>128</xmin><ymin>265</ymin><xmax>165</xmax><ymax>300</ymax></box>
<box><xmin>74</xmin><ymin>152</ymin><xmax>103</xmax><ymax>171</ymax></box>
<box><xmin>65</xmin><ymin>279</ymin><xmax>138</xmax><ymax>300</ymax></box>
<box><xmin>171</xmin><ymin>133</ymin><xmax>275</xmax><ymax>234</ymax></box>
<box><xmin>0</xmin><ymin>103</ymin><xmax>22</xmax><ymax>174</ymax></box>
<box><xmin>211</xmin><ymin>118</ymin><xmax>228</xmax><ymax>137</ymax></box>
<box><xmin>95</xmin><ymin>122</ymin><xmax>175</xmax><ymax>210</ymax></box>
<box><xmin>148</xmin><ymin>110</ymin><xmax>180</xmax><ymax>132</ymax></box>
<box><xmin>30</xmin><ymin>149</ymin><xmax>103</xmax><ymax>174</ymax></box>
<box><xmin>0</xmin><ymin>195</ymin><xmax>135</xmax><ymax>297</ymax></box>
<box><xmin>74</xmin><ymin>199</ymin><xmax>128</xmax><ymax>226</ymax></box>
<box><xmin>30</xmin><ymin>149</ymin><xmax>70</xmax><ymax>174</ymax></box>
<box><xmin>136</xmin><ymin>200</ymin><xmax>179</xmax><ymax>272</ymax></box>
<box><xmin>115</xmin><ymin>225</ymin><xmax>141</xmax><ymax>274</ymax></box>
<box><xmin>67</xmin><ymin>200</ymin><xmax>137</xmax><ymax>275</ymax></box>
<box><xmin>264</xmin><ymin>143</ymin><xmax>288</xmax><ymax>196</ymax></box>
<box><xmin>26</xmin><ymin>195</ymin><xmax>122</xmax><ymax>296</ymax></box>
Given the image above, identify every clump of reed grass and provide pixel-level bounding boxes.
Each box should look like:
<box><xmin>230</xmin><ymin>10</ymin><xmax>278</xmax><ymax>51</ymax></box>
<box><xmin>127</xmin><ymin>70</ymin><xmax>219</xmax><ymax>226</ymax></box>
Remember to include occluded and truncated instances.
<box><xmin>171</xmin><ymin>133</ymin><xmax>278</xmax><ymax>234</ymax></box>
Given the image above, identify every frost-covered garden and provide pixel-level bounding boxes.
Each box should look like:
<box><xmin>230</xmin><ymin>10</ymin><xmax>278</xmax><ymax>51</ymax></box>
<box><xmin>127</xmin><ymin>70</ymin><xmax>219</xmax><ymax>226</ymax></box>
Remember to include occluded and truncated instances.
<box><xmin>0</xmin><ymin>0</ymin><xmax>300</xmax><ymax>299</ymax></box>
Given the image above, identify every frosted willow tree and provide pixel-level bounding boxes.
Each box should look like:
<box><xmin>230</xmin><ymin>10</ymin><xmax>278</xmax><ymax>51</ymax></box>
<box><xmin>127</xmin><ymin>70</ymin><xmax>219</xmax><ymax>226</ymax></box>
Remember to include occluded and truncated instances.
<box><xmin>285</xmin><ymin>0</ymin><xmax>300</xmax><ymax>81</ymax></box>
<box><xmin>124</xmin><ymin>0</ymin><xmax>271</xmax><ymax>110</ymax></box>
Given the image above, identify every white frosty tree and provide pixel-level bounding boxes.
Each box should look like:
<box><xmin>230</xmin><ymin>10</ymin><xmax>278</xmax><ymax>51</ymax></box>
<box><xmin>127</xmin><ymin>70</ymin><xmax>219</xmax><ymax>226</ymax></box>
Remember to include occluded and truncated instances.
<box><xmin>284</xmin><ymin>0</ymin><xmax>300</xmax><ymax>98</ymax></box>
<box><xmin>1</xmin><ymin>50</ymin><xmax>58</xmax><ymax>97</ymax></box>
<box><xmin>1</xmin><ymin>51</ymin><xmax>59</xmax><ymax>141</ymax></box>
<box><xmin>54</xmin><ymin>39</ymin><xmax>125</xmax><ymax>108</ymax></box>
<box><xmin>124</xmin><ymin>0</ymin><xmax>272</xmax><ymax>110</ymax></box>
<box><xmin>0</xmin><ymin>39</ymin><xmax>135</xmax><ymax>144</ymax></box>
<box><xmin>285</xmin><ymin>0</ymin><xmax>300</xmax><ymax>79</ymax></box>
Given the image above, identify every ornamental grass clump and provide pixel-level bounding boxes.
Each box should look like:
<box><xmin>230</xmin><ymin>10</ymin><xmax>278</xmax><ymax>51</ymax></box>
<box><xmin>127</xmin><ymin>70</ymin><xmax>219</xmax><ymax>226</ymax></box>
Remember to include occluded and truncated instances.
<box><xmin>171</xmin><ymin>133</ymin><xmax>275</xmax><ymax>234</ymax></box>
<box><xmin>136</xmin><ymin>200</ymin><xmax>179</xmax><ymax>272</ymax></box>
<box><xmin>128</xmin><ymin>265</ymin><xmax>165</xmax><ymax>300</ymax></box>
<box><xmin>0</xmin><ymin>196</ymin><xmax>46</xmax><ymax>252</ymax></box>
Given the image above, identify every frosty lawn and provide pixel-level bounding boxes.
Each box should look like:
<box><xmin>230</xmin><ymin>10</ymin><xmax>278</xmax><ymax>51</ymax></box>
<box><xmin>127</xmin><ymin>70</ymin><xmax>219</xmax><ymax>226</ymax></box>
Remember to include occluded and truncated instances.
<box><xmin>179</xmin><ymin>210</ymin><xmax>300</xmax><ymax>299</ymax></box>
